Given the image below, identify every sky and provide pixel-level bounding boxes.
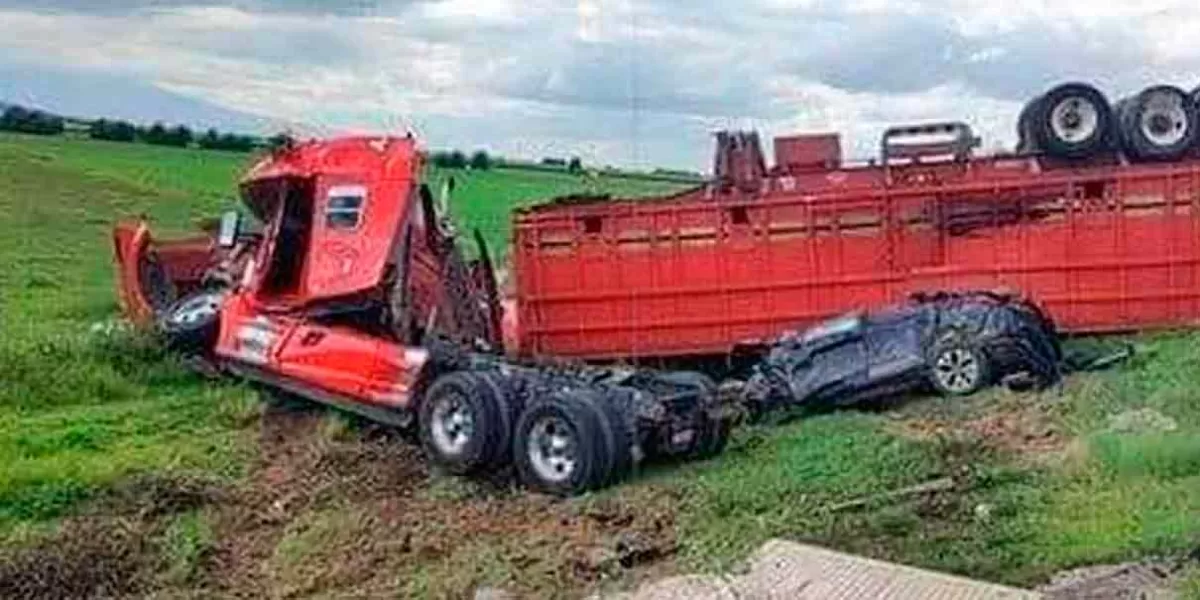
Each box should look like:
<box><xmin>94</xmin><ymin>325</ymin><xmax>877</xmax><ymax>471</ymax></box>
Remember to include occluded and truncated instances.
<box><xmin>2</xmin><ymin>0</ymin><xmax>1200</xmax><ymax>170</ymax></box>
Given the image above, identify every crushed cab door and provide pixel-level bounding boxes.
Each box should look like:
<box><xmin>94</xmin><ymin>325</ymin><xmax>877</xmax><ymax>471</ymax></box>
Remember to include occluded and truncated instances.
<box><xmin>302</xmin><ymin>177</ymin><xmax>411</xmax><ymax>301</ymax></box>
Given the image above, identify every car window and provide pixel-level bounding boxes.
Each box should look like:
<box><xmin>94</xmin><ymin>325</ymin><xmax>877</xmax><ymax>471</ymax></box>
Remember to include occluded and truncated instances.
<box><xmin>801</xmin><ymin>312</ymin><xmax>861</xmax><ymax>343</ymax></box>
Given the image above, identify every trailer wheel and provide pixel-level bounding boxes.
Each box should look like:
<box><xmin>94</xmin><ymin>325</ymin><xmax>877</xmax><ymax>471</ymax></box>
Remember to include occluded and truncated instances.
<box><xmin>1031</xmin><ymin>82</ymin><xmax>1114</xmax><ymax>159</ymax></box>
<box><xmin>419</xmin><ymin>371</ymin><xmax>508</xmax><ymax>475</ymax></box>
<box><xmin>928</xmin><ymin>338</ymin><xmax>990</xmax><ymax>397</ymax></box>
<box><xmin>157</xmin><ymin>290</ymin><xmax>223</xmax><ymax>354</ymax></box>
<box><xmin>1117</xmin><ymin>85</ymin><xmax>1198</xmax><ymax>162</ymax></box>
<box><xmin>514</xmin><ymin>391</ymin><xmax>611</xmax><ymax>496</ymax></box>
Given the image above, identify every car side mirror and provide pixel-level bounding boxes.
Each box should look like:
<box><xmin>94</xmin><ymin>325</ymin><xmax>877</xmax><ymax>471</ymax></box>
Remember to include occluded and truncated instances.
<box><xmin>217</xmin><ymin>210</ymin><xmax>240</xmax><ymax>248</ymax></box>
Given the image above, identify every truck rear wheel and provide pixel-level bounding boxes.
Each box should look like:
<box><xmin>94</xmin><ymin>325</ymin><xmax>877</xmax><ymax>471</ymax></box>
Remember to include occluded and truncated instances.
<box><xmin>419</xmin><ymin>371</ymin><xmax>509</xmax><ymax>475</ymax></box>
<box><xmin>513</xmin><ymin>391</ymin><xmax>613</xmax><ymax>496</ymax></box>
<box><xmin>585</xmin><ymin>388</ymin><xmax>636</xmax><ymax>486</ymax></box>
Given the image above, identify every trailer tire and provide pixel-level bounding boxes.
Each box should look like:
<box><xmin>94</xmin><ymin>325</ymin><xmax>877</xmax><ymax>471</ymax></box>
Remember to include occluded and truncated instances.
<box><xmin>514</xmin><ymin>391</ymin><xmax>612</xmax><ymax>496</ymax></box>
<box><xmin>157</xmin><ymin>290</ymin><xmax>223</xmax><ymax>354</ymax></box>
<box><xmin>928</xmin><ymin>336</ymin><xmax>991</xmax><ymax>397</ymax></box>
<box><xmin>1030</xmin><ymin>82</ymin><xmax>1114</xmax><ymax>159</ymax></box>
<box><xmin>419</xmin><ymin>371</ymin><xmax>508</xmax><ymax>475</ymax></box>
<box><xmin>1117</xmin><ymin>85</ymin><xmax>1198</xmax><ymax>162</ymax></box>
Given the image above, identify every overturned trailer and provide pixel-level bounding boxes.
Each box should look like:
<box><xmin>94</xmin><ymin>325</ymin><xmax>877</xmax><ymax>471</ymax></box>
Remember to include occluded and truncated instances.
<box><xmin>512</xmin><ymin>82</ymin><xmax>1200</xmax><ymax>365</ymax></box>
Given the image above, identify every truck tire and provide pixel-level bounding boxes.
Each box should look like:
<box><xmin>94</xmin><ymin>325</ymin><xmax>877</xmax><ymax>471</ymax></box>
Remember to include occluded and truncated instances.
<box><xmin>586</xmin><ymin>387</ymin><xmax>636</xmax><ymax>486</ymax></box>
<box><xmin>419</xmin><ymin>371</ymin><xmax>509</xmax><ymax>475</ymax></box>
<box><xmin>928</xmin><ymin>336</ymin><xmax>991</xmax><ymax>397</ymax></box>
<box><xmin>157</xmin><ymin>290</ymin><xmax>223</xmax><ymax>354</ymax></box>
<box><xmin>476</xmin><ymin>370</ymin><xmax>518</xmax><ymax>466</ymax></box>
<box><xmin>1028</xmin><ymin>82</ymin><xmax>1114</xmax><ymax>159</ymax></box>
<box><xmin>1117</xmin><ymin>85</ymin><xmax>1198</xmax><ymax>162</ymax></box>
<box><xmin>513</xmin><ymin>391</ymin><xmax>613</xmax><ymax>496</ymax></box>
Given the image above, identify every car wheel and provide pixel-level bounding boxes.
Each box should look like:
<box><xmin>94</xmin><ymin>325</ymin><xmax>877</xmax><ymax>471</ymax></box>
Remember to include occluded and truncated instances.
<box><xmin>419</xmin><ymin>371</ymin><xmax>509</xmax><ymax>475</ymax></box>
<box><xmin>514</xmin><ymin>391</ymin><xmax>611</xmax><ymax>496</ymax></box>
<box><xmin>929</xmin><ymin>341</ymin><xmax>990</xmax><ymax>396</ymax></box>
<box><xmin>157</xmin><ymin>290</ymin><xmax>223</xmax><ymax>354</ymax></box>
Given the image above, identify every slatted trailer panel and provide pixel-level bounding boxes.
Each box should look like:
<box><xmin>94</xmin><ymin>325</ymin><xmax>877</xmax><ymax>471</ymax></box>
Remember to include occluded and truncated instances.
<box><xmin>513</xmin><ymin>158</ymin><xmax>1200</xmax><ymax>361</ymax></box>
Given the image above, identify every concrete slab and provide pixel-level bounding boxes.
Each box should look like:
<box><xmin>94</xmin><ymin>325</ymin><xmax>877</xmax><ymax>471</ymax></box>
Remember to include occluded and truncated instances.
<box><xmin>621</xmin><ymin>539</ymin><xmax>1039</xmax><ymax>600</ymax></box>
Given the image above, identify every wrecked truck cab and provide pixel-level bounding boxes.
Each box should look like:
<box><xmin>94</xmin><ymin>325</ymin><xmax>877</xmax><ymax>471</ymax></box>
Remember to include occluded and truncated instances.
<box><xmin>110</xmin><ymin>134</ymin><xmax>725</xmax><ymax>497</ymax></box>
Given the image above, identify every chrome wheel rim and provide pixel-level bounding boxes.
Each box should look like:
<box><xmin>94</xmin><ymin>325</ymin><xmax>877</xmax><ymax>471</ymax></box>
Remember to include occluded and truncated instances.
<box><xmin>1049</xmin><ymin>95</ymin><xmax>1100</xmax><ymax>144</ymax></box>
<box><xmin>934</xmin><ymin>348</ymin><xmax>981</xmax><ymax>393</ymax></box>
<box><xmin>527</xmin><ymin>415</ymin><xmax>577</xmax><ymax>484</ymax></box>
<box><xmin>1140</xmin><ymin>89</ymin><xmax>1188</xmax><ymax>147</ymax></box>
<box><xmin>430</xmin><ymin>393</ymin><xmax>475</xmax><ymax>457</ymax></box>
<box><xmin>168</xmin><ymin>293</ymin><xmax>221</xmax><ymax>327</ymax></box>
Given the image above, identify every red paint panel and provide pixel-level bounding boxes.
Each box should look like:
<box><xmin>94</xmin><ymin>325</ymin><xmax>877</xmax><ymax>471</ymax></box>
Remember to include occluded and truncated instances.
<box><xmin>515</xmin><ymin>158</ymin><xmax>1200</xmax><ymax>360</ymax></box>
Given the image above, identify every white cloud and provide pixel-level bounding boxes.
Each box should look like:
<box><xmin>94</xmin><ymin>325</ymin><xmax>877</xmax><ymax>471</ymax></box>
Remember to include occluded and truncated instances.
<box><xmin>3</xmin><ymin>1</ymin><xmax>1200</xmax><ymax>169</ymax></box>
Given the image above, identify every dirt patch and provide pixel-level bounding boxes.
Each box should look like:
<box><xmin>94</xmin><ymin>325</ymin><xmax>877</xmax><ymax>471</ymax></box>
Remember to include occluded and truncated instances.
<box><xmin>0</xmin><ymin>472</ymin><xmax>225</xmax><ymax>600</ymax></box>
<box><xmin>0</xmin><ymin>517</ymin><xmax>158</xmax><ymax>599</ymax></box>
<box><xmin>201</xmin><ymin>403</ymin><xmax>680</xmax><ymax>599</ymax></box>
<box><xmin>1039</xmin><ymin>553</ymin><xmax>1199</xmax><ymax>599</ymax></box>
<box><xmin>0</xmin><ymin>401</ymin><xmax>681</xmax><ymax>599</ymax></box>
<box><xmin>204</xmin><ymin>402</ymin><xmax>430</xmax><ymax>597</ymax></box>
<box><xmin>891</xmin><ymin>399</ymin><xmax>1066</xmax><ymax>463</ymax></box>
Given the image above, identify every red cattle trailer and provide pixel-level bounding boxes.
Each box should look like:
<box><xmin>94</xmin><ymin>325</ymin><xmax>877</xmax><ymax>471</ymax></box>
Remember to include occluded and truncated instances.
<box><xmin>513</xmin><ymin>121</ymin><xmax>1200</xmax><ymax>361</ymax></box>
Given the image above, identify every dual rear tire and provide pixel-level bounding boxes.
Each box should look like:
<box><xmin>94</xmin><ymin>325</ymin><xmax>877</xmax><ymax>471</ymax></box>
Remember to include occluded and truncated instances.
<box><xmin>418</xmin><ymin>372</ymin><xmax>636</xmax><ymax>496</ymax></box>
<box><xmin>1019</xmin><ymin>81</ymin><xmax>1200</xmax><ymax>162</ymax></box>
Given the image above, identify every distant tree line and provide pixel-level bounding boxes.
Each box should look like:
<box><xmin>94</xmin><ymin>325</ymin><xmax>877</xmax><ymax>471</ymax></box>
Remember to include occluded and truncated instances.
<box><xmin>0</xmin><ymin>102</ymin><xmax>264</xmax><ymax>153</ymax></box>
<box><xmin>0</xmin><ymin>106</ymin><xmax>65</xmax><ymax>136</ymax></box>
<box><xmin>429</xmin><ymin>149</ymin><xmax>493</xmax><ymax>170</ymax></box>
<box><xmin>428</xmin><ymin>150</ymin><xmax>588</xmax><ymax>174</ymax></box>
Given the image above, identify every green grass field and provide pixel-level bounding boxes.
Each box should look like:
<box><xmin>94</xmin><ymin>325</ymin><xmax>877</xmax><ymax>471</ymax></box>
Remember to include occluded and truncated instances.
<box><xmin>0</xmin><ymin>132</ymin><xmax>1197</xmax><ymax>597</ymax></box>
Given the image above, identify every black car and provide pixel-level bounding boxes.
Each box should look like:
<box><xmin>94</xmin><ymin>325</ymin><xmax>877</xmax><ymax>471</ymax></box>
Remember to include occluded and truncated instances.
<box><xmin>741</xmin><ymin>291</ymin><xmax>1062</xmax><ymax>414</ymax></box>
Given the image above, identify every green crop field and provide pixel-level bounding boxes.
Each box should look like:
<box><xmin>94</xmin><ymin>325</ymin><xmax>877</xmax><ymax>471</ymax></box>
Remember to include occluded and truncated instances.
<box><xmin>0</xmin><ymin>131</ymin><xmax>1197</xmax><ymax>598</ymax></box>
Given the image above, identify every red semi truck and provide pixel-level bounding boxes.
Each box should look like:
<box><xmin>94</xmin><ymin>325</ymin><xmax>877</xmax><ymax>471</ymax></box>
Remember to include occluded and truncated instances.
<box><xmin>113</xmin><ymin>135</ymin><xmax>731</xmax><ymax>497</ymax></box>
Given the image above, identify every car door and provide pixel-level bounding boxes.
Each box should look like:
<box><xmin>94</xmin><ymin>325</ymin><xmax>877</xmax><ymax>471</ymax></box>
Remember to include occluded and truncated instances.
<box><xmin>785</xmin><ymin>322</ymin><xmax>869</xmax><ymax>404</ymax></box>
<box><xmin>863</xmin><ymin>308</ymin><xmax>929</xmax><ymax>384</ymax></box>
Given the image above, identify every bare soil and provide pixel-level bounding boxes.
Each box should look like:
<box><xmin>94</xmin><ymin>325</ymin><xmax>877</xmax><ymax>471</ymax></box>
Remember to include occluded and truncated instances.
<box><xmin>0</xmin><ymin>401</ymin><xmax>682</xmax><ymax>599</ymax></box>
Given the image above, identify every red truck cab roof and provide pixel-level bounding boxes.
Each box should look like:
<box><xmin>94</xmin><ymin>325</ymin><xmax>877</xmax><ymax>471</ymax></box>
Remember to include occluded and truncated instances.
<box><xmin>237</xmin><ymin>135</ymin><xmax>422</xmax><ymax>306</ymax></box>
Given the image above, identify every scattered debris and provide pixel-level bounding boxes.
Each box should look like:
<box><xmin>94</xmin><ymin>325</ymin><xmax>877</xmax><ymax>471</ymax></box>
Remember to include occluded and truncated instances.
<box><xmin>1039</xmin><ymin>554</ymin><xmax>1197</xmax><ymax>599</ymax></box>
<box><xmin>1107</xmin><ymin>408</ymin><xmax>1178</xmax><ymax>435</ymax></box>
<box><xmin>828</xmin><ymin>477</ymin><xmax>957</xmax><ymax>513</ymax></box>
